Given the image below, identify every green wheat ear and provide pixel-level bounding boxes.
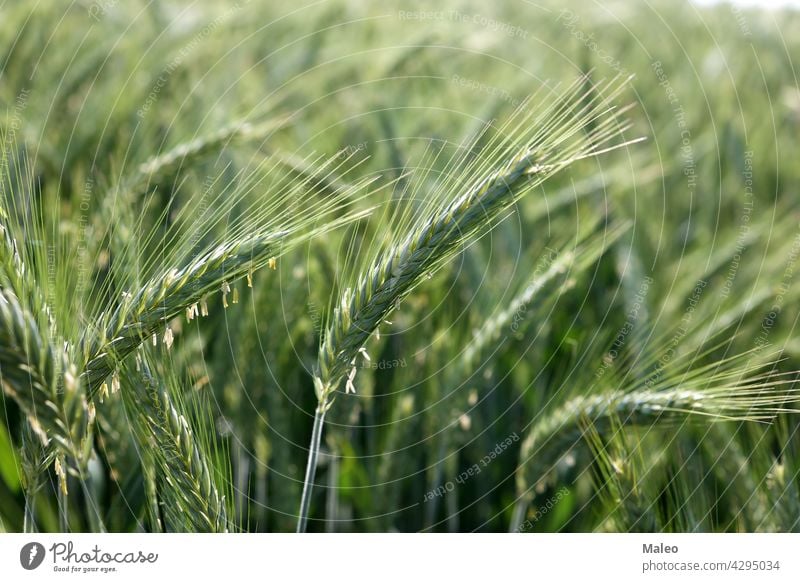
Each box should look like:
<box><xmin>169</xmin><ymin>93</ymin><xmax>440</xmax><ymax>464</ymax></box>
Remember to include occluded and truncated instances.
<box><xmin>0</xmin><ymin>133</ymin><xmax>56</xmax><ymax>334</ymax></box>
<box><xmin>315</xmin><ymin>76</ymin><xmax>641</xmax><ymax>406</ymax></box>
<box><xmin>510</xmin><ymin>349</ymin><xmax>800</xmax><ymax>531</ymax></box>
<box><xmin>79</xmin><ymin>150</ymin><xmax>378</xmax><ymax>397</ymax></box>
<box><xmin>0</xmin><ymin>289</ymin><xmax>90</xmax><ymax>462</ymax></box>
<box><xmin>460</xmin><ymin>219</ymin><xmax>629</xmax><ymax>373</ymax></box>
<box><xmin>81</xmin><ymin>232</ymin><xmax>286</xmax><ymax>395</ymax></box>
<box><xmin>120</xmin><ymin>357</ymin><xmax>231</xmax><ymax>532</ymax></box>
<box><xmin>296</xmin><ymin>76</ymin><xmax>643</xmax><ymax>532</ymax></box>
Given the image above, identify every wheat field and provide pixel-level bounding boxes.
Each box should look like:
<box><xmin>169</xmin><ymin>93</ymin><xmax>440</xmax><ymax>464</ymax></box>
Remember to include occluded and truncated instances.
<box><xmin>1</xmin><ymin>0</ymin><xmax>800</xmax><ymax>534</ymax></box>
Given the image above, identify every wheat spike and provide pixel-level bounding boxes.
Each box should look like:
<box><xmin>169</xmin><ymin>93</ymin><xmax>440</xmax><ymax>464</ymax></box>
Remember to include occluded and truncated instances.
<box><xmin>0</xmin><ymin>289</ymin><xmax>88</xmax><ymax>458</ymax></box>
<box><xmin>122</xmin><ymin>359</ymin><xmax>230</xmax><ymax>532</ymax></box>
<box><xmin>316</xmin><ymin>77</ymin><xmax>639</xmax><ymax>404</ymax></box>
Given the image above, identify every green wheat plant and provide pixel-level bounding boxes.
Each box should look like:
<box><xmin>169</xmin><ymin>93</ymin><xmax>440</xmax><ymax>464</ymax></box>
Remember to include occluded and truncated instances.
<box><xmin>119</xmin><ymin>356</ymin><xmax>231</xmax><ymax>532</ymax></box>
<box><xmin>511</xmin><ymin>356</ymin><xmax>800</xmax><ymax>530</ymax></box>
<box><xmin>297</xmin><ymin>76</ymin><xmax>643</xmax><ymax>531</ymax></box>
<box><xmin>2</xmin><ymin>0</ymin><xmax>800</xmax><ymax>535</ymax></box>
<box><xmin>0</xmin><ymin>107</ymin><xmax>373</xmax><ymax>531</ymax></box>
<box><xmin>0</xmin><ymin>289</ymin><xmax>88</xmax><ymax>461</ymax></box>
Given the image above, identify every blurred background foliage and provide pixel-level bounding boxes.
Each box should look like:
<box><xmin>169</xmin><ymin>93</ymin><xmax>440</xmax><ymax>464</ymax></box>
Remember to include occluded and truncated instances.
<box><xmin>1</xmin><ymin>0</ymin><xmax>800</xmax><ymax>532</ymax></box>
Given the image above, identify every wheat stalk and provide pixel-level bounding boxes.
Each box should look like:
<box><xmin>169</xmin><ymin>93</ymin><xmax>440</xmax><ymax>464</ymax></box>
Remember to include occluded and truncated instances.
<box><xmin>1</xmin><ymin>148</ymin><xmax>102</xmax><ymax>529</ymax></box>
<box><xmin>0</xmin><ymin>220</ymin><xmax>54</xmax><ymax>329</ymax></box>
<box><xmin>97</xmin><ymin>115</ymin><xmax>358</xmax><ymax>300</ymax></box>
<box><xmin>82</xmin><ymin>120</ymin><xmax>378</xmax><ymax>395</ymax></box>
<box><xmin>105</xmin><ymin>114</ymin><xmax>344</xmax><ymax>236</ymax></box>
<box><xmin>0</xmin><ymin>288</ymin><xmax>103</xmax><ymax>532</ymax></box>
<box><xmin>0</xmin><ymin>139</ymin><xmax>57</xmax><ymax>332</ymax></box>
<box><xmin>583</xmin><ymin>422</ymin><xmax>659</xmax><ymax>533</ymax></box>
<box><xmin>0</xmin><ymin>289</ymin><xmax>88</xmax><ymax>457</ymax></box>
<box><xmin>461</xmin><ymin>222</ymin><xmax>627</xmax><ymax>372</ymax></box>
<box><xmin>135</xmin><ymin>117</ymin><xmax>290</xmax><ymax>184</ymax></box>
<box><xmin>522</xmin><ymin>383</ymin><xmax>797</xmax><ymax>476</ymax></box>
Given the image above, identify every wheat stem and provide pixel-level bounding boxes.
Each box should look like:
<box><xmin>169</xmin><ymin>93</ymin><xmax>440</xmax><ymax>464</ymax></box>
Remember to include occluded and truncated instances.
<box><xmin>297</xmin><ymin>405</ymin><xmax>326</xmax><ymax>533</ymax></box>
